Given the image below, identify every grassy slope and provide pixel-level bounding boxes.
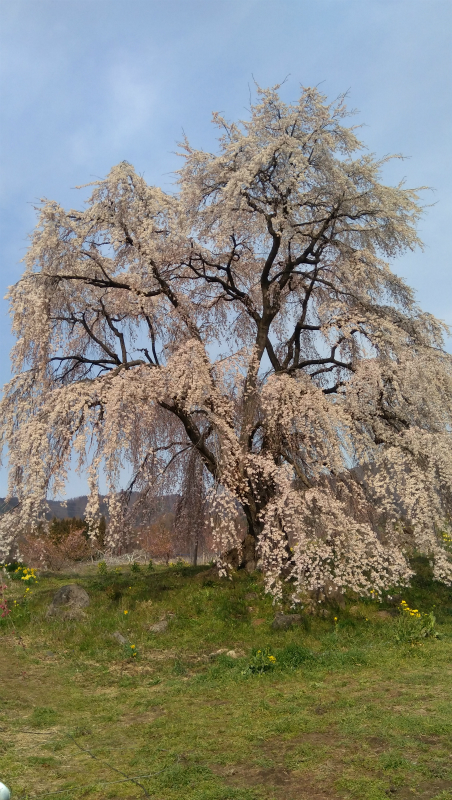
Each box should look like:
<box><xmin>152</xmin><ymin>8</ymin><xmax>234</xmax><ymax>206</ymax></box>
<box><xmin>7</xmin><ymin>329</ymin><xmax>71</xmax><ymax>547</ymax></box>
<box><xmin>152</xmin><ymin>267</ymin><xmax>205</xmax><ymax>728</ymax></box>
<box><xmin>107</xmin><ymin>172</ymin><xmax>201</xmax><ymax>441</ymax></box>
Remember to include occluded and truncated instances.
<box><xmin>0</xmin><ymin>560</ymin><xmax>451</xmax><ymax>800</ymax></box>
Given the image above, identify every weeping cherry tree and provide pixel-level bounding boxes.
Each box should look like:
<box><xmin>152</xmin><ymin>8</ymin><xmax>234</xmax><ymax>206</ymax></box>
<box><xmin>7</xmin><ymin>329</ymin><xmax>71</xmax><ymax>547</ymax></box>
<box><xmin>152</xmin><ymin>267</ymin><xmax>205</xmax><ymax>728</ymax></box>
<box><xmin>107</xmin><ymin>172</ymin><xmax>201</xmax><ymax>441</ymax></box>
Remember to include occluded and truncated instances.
<box><xmin>1</xmin><ymin>85</ymin><xmax>452</xmax><ymax>599</ymax></box>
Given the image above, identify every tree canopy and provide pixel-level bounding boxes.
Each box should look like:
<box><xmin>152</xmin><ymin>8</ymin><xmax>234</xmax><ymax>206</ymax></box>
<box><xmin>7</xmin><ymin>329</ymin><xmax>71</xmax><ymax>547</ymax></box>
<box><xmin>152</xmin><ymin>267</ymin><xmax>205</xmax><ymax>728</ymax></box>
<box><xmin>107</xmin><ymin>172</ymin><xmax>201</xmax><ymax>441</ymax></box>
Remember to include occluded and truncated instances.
<box><xmin>1</xmin><ymin>85</ymin><xmax>451</xmax><ymax>599</ymax></box>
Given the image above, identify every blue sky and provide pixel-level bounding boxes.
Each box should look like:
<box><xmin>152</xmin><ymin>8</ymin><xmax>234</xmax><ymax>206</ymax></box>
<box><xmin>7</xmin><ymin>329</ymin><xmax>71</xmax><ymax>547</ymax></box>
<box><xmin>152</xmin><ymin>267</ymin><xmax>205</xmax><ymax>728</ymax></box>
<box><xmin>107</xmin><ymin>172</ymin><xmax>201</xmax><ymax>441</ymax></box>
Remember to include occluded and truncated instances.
<box><xmin>0</xmin><ymin>0</ymin><xmax>451</xmax><ymax>496</ymax></box>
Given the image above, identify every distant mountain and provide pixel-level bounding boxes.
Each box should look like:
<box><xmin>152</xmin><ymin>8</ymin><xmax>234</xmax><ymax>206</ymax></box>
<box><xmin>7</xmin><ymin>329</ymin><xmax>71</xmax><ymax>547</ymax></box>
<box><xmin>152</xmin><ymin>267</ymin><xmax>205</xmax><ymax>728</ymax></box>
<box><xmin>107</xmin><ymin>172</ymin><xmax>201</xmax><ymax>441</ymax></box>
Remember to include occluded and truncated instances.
<box><xmin>0</xmin><ymin>493</ymin><xmax>179</xmax><ymax>522</ymax></box>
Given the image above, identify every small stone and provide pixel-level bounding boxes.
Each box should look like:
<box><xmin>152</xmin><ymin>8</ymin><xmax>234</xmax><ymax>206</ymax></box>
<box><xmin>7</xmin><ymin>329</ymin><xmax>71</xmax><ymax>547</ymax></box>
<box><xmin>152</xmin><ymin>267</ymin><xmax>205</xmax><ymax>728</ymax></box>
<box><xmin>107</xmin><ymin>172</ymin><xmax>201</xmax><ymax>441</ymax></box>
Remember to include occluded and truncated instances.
<box><xmin>225</xmin><ymin>649</ymin><xmax>245</xmax><ymax>659</ymax></box>
<box><xmin>149</xmin><ymin>619</ymin><xmax>169</xmax><ymax>633</ymax></box>
<box><xmin>271</xmin><ymin>613</ymin><xmax>302</xmax><ymax>630</ymax></box>
<box><xmin>112</xmin><ymin>631</ymin><xmax>128</xmax><ymax>645</ymax></box>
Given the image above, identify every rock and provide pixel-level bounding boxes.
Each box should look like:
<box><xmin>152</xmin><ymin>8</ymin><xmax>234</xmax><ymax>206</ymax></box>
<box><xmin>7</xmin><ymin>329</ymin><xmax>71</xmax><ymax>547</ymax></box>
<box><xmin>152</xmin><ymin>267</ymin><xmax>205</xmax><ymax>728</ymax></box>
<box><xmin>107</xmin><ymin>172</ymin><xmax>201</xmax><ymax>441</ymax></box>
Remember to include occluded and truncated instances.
<box><xmin>149</xmin><ymin>618</ymin><xmax>169</xmax><ymax>633</ymax></box>
<box><xmin>46</xmin><ymin>584</ymin><xmax>90</xmax><ymax>620</ymax></box>
<box><xmin>375</xmin><ymin>610</ymin><xmax>392</xmax><ymax>620</ymax></box>
<box><xmin>209</xmin><ymin>648</ymin><xmax>245</xmax><ymax>659</ymax></box>
<box><xmin>271</xmin><ymin>613</ymin><xmax>302</xmax><ymax>630</ymax></box>
<box><xmin>112</xmin><ymin>631</ymin><xmax>128</xmax><ymax>645</ymax></box>
<box><xmin>209</xmin><ymin>648</ymin><xmax>229</xmax><ymax>658</ymax></box>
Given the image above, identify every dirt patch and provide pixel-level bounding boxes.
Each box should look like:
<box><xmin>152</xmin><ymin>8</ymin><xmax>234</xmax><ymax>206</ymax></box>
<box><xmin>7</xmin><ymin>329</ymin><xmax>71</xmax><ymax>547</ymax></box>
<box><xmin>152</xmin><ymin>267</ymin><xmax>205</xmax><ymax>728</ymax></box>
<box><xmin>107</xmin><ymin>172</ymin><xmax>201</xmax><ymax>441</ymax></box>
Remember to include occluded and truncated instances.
<box><xmin>393</xmin><ymin>779</ymin><xmax>452</xmax><ymax>798</ymax></box>
<box><xmin>365</xmin><ymin>736</ymin><xmax>388</xmax><ymax>753</ymax></box>
<box><xmin>93</xmin><ymin>686</ymin><xmax>120</xmax><ymax>697</ymax></box>
<box><xmin>264</xmin><ymin>731</ymin><xmax>339</xmax><ymax>755</ymax></box>
<box><xmin>107</xmin><ymin>662</ymin><xmax>157</xmax><ymax>676</ymax></box>
<box><xmin>145</xmin><ymin>648</ymin><xmax>177</xmax><ymax>661</ymax></box>
<box><xmin>416</xmin><ymin>734</ymin><xmax>443</xmax><ymax>746</ymax></box>
<box><xmin>120</xmin><ymin>707</ymin><xmax>166</xmax><ymax>726</ymax></box>
<box><xmin>212</xmin><ymin>763</ymin><xmax>342</xmax><ymax>799</ymax></box>
<box><xmin>210</xmin><ymin>730</ymin><xmax>346</xmax><ymax>799</ymax></box>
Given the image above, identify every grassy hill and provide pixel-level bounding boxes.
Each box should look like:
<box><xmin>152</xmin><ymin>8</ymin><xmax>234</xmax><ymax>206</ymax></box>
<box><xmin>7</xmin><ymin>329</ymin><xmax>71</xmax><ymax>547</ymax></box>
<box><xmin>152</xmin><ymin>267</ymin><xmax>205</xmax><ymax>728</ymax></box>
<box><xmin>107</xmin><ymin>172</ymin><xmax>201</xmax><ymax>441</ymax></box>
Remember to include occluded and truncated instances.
<box><xmin>0</xmin><ymin>560</ymin><xmax>451</xmax><ymax>800</ymax></box>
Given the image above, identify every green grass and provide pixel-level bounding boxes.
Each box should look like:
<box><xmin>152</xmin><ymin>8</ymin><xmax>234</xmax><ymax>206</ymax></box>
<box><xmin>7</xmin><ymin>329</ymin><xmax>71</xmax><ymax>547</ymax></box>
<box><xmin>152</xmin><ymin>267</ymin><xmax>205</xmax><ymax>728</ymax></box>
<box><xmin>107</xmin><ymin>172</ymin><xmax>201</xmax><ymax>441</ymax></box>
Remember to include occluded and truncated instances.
<box><xmin>1</xmin><ymin>558</ymin><xmax>452</xmax><ymax>799</ymax></box>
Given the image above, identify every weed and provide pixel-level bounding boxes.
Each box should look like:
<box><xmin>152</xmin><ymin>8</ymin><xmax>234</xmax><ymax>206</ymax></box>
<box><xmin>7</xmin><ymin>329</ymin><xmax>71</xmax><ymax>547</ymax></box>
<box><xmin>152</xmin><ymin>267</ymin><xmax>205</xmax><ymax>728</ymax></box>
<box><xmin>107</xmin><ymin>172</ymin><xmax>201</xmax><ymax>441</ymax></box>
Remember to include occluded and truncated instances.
<box><xmin>124</xmin><ymin>642</ymin><xmax>138</xmax><ymax>659</ymax></box>
<box><xmin>276</xmin><ymin>642</ymin><xmax>315</xmax><ymax>670</ymax></box>
<box><xmin>395</xmin><ymin>601</ymin><xmax>440</xmax><ymax>643</ymax></box>
<box><xmin>30</xmin><ymin>706</ymin><xmax>58</xmax><ymax>727</ymax></box>
<box><xmin>173</xmin><ymin>657</ymin><xmax>187</xmax><ymax>675</ymax></box>
<box><xmin>243</xmin><ymin>647</ymin><xmax>277</xmax><ymax>675</ymax></box>
<box><xmin>0</xmin><ymin>583</ymin><xmax>10</xmax><ymax>618</ymax></box>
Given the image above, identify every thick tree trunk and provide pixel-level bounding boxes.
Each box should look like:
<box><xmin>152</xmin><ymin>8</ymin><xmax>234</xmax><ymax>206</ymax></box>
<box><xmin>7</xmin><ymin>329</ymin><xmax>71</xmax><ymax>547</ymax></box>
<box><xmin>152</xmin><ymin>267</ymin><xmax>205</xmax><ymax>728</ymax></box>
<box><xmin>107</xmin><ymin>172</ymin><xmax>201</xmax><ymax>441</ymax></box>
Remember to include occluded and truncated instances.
<box><xmin>222</xmin><ymin>493</ymin><xmax>293</xmax><ymax>575</ymax></box>
<box><xmin>221</xmin><ymin>502</ymin><xmax>260</xmax><ymax>573</ymax></box>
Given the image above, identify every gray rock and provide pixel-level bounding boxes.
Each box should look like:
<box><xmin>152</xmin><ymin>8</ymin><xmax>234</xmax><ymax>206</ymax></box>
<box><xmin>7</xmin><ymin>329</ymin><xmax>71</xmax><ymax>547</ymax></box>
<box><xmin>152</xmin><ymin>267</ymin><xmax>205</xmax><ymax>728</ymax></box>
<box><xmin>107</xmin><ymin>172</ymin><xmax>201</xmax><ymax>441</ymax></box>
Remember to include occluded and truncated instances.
<box><xmin>149</xmin><ymin>618</ymin><xmax>169</xmax><ymax>633</ymax></box>
<box><xmin>112</xmin><ymin>631</ymin><xmax>128</xmax><ymax>645</ymax></box>
<box><xmin>271</xmin><ymin>613</ymin><xmax>302</xmax><ymax>630</ymax></box>
<box><xmin>46</xmin><ymin>584</ymin><xmax>90</xmax><ymax>620</ymax></box>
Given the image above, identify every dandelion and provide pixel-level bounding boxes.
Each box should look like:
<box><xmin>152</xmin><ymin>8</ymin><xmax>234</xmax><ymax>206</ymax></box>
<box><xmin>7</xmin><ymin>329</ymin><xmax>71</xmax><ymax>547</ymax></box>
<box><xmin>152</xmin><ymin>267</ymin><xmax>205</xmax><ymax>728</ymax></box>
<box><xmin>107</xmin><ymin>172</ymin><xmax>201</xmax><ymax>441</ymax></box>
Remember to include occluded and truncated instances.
<box><xmin>131</xmin><ymin>644</ymin><xmax>135</xmax><ymax>648</ymax></box>
<box><xmin>124</xmin><ymin>610</ymin><xmax>128</xmax><ymax>615</ymax></box>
